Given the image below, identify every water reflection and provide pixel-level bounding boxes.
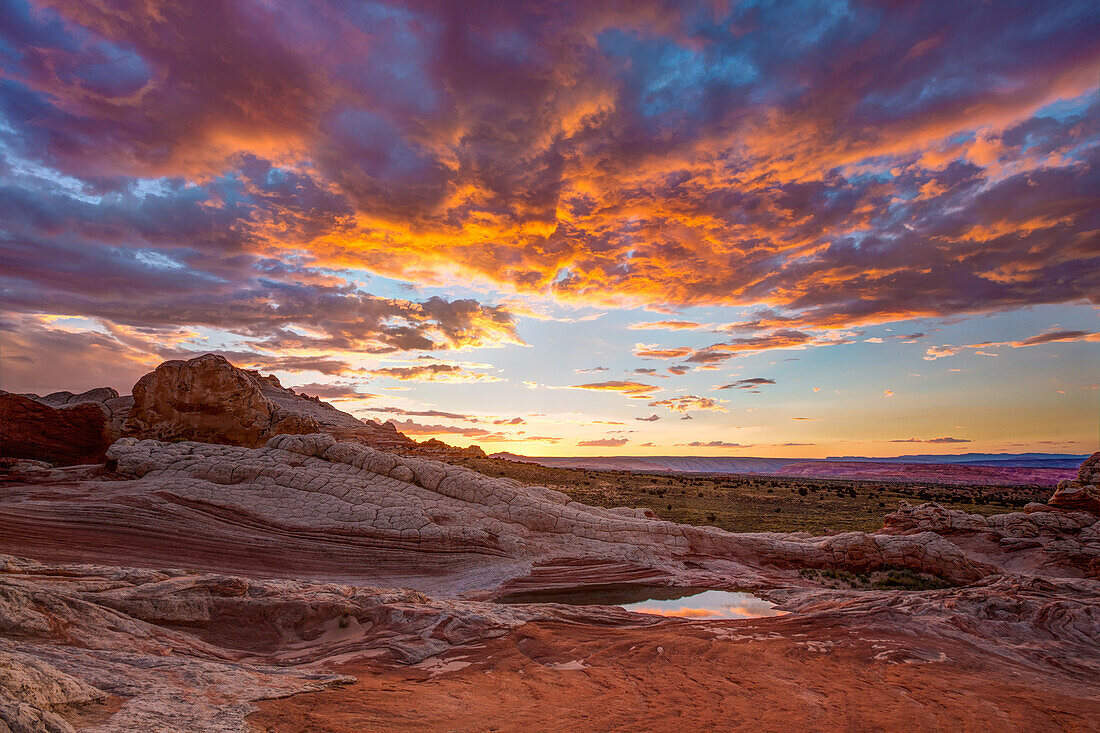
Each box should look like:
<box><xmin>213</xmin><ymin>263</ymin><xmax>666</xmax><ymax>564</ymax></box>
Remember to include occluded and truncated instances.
<box><xmin>496</xmin><ymin>584</ymin><xmax>788</xmax><ymax>620</ymax></box>
<box><xmin>622</xmin><ymin>589</ymin><xmax>788</xmax><ymax>619</ymax></box>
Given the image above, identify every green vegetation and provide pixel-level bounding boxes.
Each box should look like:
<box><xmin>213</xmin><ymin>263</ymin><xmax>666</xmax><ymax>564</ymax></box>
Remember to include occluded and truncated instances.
<box><xmin>456</xmin><ymin>457</ymin><xmax>1048</xmax><ymax>534</ymax></box>
<box><xmin>798</xmin><ymin>567</ymin><xmax>955</xmax><ymax>591</ymax></box>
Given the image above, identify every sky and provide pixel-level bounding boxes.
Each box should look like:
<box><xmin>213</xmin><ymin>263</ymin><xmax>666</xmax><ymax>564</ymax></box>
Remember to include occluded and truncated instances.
<box><xmin>1</xmin><ymin>0</ymin><xmax>1097</xmax><ymax>458</ymax></box>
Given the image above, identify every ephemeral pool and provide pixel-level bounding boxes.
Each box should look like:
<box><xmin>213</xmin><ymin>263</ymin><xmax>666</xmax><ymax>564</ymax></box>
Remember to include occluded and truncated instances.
<box><xmin>496</xmin><ymin>584</ymin><xmax>789</xmax><ymax>620</ymax></box>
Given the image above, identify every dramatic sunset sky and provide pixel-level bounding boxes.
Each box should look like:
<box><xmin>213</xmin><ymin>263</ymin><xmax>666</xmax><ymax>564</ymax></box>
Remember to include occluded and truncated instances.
<box><xmin>1</xmin><ymin>0</ymin><xmax>1097</xmax><ymax>456</ymax></box>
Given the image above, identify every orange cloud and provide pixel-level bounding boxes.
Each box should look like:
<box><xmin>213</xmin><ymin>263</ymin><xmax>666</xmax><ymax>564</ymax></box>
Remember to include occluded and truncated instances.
<box><xmin>2</xmin><ymin>0</ymin><xmax>1097</xmax><ymax>405</ymax></box>
<box><xmin>570</xmin><ymin>380</ymin><xmax>658</xmax><ymax>396</ymax></box>
<box><xmin>633</xmin><ymin>344</ymin><xmax>697</xmax><ymax>359</ymax></box>
<box><xmin>628</xmin><ymin>320</ymin><xmax>705</xmax><ymax>330</ymax></box>
<box><xmin>649</xmin><ymin>396</ymin><xmax>728</xmax><ymax>414</ymax></box>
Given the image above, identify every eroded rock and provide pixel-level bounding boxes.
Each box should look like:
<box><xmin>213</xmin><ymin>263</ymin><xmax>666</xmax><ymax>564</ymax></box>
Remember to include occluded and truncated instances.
<box><xmin>0</xmin><ymin>443</ymin><xmax>1098</xmax><ymax>730</ymax></box>
<box><xmin>0</xmin><ymin>651</ymin><xmax>106</xmax><ymax>733</ymax></box>
<box><xmin>115</xmin><ymin>354</ymin><xmax>469</xmax><ymax>458</ymax></box>
<box><xmin>0</xmin><ymin>554</ymin><xmax>656</xmax><ymax>732</ymax></box>
<box><xmin>0</xmin><ymin>393</ymin><xmax>113</xmax><ymax>466</ymax></box>
<box><xmin>121</xmin><ymin>354</ymin><xmax>322</xmax><ymax>447</ymax></box>
<box><xmin>0</xmin><ymin>435</ymin><xmax>1001</xmax><ymax>588</ymax></box>
<box><xmin>1048</xmin><ymin>451</ymin><xmax>1100</xmax><ymax>515</ymax></box>
<box><xmin>26</xmin><ymin>388</ymin><xmax>134</xmax><ymax>440</ymax></box>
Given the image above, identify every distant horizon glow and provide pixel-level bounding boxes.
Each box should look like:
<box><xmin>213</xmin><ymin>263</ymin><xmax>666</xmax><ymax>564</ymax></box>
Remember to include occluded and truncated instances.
<box><xmin>1</xmin><ymin>0</ymin><xmax>1097</xmax><ymax>458</ymax></box>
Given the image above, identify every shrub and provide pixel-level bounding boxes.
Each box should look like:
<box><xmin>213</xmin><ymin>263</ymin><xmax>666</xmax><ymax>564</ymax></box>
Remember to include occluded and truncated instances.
<box><xmin>873</xmin><ymin>569</ymin><xmax>953</xmax><ymax>591</ymax></box>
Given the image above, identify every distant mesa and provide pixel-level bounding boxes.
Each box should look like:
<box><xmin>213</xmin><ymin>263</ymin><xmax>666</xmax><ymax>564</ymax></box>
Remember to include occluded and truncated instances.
<box><xmin>488</xmin><ymin>452</ymin><xmax>1089</xmax><ymax>487</ymax></box>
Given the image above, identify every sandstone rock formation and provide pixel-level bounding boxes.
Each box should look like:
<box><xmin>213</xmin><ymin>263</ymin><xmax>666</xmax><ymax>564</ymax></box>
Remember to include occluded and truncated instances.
<box><xmin>121</xmin><ymin>354</ymin><xmax>324</xmax><ymax>447</ymax></box>
<box><xmin>0</xmin><ymin>550</ymin><xmax>685</xmax><ymax>732</ymax></box>
<box><xmin>1</xmin><ymin>555</ymin><xmax>407</xmax><ymax>732</ymax></box>
<box><xmin>1047</xmin><ymin>451</ymin><xmax>1100</xmax><ymax>515</ymax></box>
<box><xmin>4</xmin><ymin>550</ymin><xmax>1097</xmax><ymax>733</ymax></box>
<box><xmin>0</xmin><ymin>393</ymin><xmax>113</xmax><ymax>466</ymax></box>
<box><xmin>26</xmin><ymin>387</ymin><xmax>134</xmax><ymax>440</ymax></box>
<box><xmin>0</xmin><ymin>431</ymin><xmax>1097</xmax><ymax>729</ymax></box>
<box><xmin>0</xmin><ymin>649</ymin><xmax>108</xmax><ymax>733</ymax></box>
<box><xmin>883</xmin><ymin>500</ymin><xmax>1099</xmax><ymax>578</ymax></box>
<box><xmin>415</xmin><ymin>437</ymin><xmax>487</xmax><ymax>459</ymax></box>
<box><xmin>8</xmin><ymin>353</ymin><xmax>490</xmax><ymax>467</ymax></box>
<box><xmin>115</xmin><ymin>353</ymin><xmax>478</xmax><ymax>458</ymax></box>
<box><xmin>0</xmin><ymin>435</ymin><xmax>1003</xmax><ymax>593</ymax></box>
<box><xmin>251</xmin><ymin>576</ymin><xmax>1100</xmax><ymax>732</ymax></box>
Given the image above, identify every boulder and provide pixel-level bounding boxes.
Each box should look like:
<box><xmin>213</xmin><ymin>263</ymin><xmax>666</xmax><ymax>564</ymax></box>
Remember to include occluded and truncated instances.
<box><xmin>122</xmin><ymin>354</ymin><xmax>320</xmax><ymax>447</ymax></box>
<box><xmin>0</xmin><ymin>393</ymin><xmax>113</xmax><ymax>466</ymax></box>
<box><xmin>118</xmin><ymin>353</ymin><xmax>436</xmax><ymax>451</ymax></box>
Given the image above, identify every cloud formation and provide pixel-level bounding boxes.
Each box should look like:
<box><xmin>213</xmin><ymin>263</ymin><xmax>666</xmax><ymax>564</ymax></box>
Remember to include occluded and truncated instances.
<box><xmin>923</xmin><ymin>328</ymin><xmax>1100</xmax><ymax>360</ymax></box>
<box><xmin>291</xmin><ymin>383</ymin><xmax>377</xmax><ymax>401</ymax></box>
<box><xmin>387</xmin><ymin>420</ymin><xmax>493</xmax><ymax>438</ymax></box>
<box><xmin>628</xmin><ymin>321</ymin><xmax>704</xmax><ymax>331</ymax></box>
<box><xmin>634</xmin><ymin>344</ymin><xmax>697</xmax><ymax>359</ymax></box>
<box><xmin>888</xmin><ymin>437</ymin><xmax>972</xmax><ymax>444</ymax></box>
<box><xmin>648</xmin><ymin>396</ymin><xmax>728</xmax><ymax>414</ymax></box>
<box><xmin>577</xmin><ymin>437</ymin><xmax>630</xmax><ymax>447</ymax></box>
<box><xmin>570</xmin><ymin>380</ymin><xmax>657</xmax><ymax>396</ymax></box>
<box><xmin>1016</xmin><ymin>330</ymin><xmax>1100</xmax><ymax>347</ymax></box>
<box><xmin>4</xmin><ymin>0</ymin><xmax>1093</xmax><ymax>363</ymax></box>
<box><xmin>0</xmin><ymin>0</ymin><xmax>1097</xmax><ymax>454</ymax></box>
<box><xmin>360</xmin><ymin>407</ymin><xmax>475</xmax><ymax>421</ymax></box>
<box><xmin>716</xmin><ymin>377</ymin><xmax>776</xmax><ymax>391</ymax></box>
<box><xmin>367</xmin><ymin>364</ymin><xmax>503</xmax><ymax>383</ymax></box>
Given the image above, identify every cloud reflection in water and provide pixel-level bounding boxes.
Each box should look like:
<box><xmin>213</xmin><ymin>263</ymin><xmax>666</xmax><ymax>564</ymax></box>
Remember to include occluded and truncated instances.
<box><xmin>623</xmin><ymin>590</ymin><xmax>788</xmax><ymax>619</ymax></box>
